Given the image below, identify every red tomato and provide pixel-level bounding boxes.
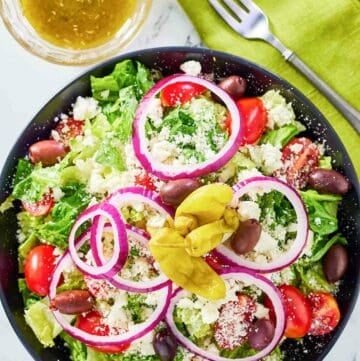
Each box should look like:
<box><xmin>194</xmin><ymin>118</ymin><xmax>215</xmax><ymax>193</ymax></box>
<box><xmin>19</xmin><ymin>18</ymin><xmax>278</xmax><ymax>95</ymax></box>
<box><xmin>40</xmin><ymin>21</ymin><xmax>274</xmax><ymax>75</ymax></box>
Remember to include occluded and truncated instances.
<box><xmin>134</xmin><ymin>173</ymin><xmax>157</xmax><ymax>191</ymax></box>
<box><xmin>263</xmin><ymin>295</ymin><xmax>276</xmax><ymax>325</ymax></box>
<box><xmin>307</xmin><ymin>292</ymin><xmax>340</xmax><ymax>336</ymax></box>
<box><xmin>223</xmin><ymin>113</ymin><xmax>232</xmax><ymax>136</ymax></box>
<box><xmin>236</xmin><ymin>97</ymin><xmax>267</xmax><ymax>144</ymax></box>
<box><xmin>160</xmin><ymin>82</ymin><xmax>206</xmax><ymax>107</ymax></box>
<box><xmin>214</xmin><ymin>295</ymin><xmax>255</xmax><ymax>350</ymax></box>
<box><xmin>24</xmin><ymin>244</ymin><xmax>56</xmax><ymax>296</ymax></box>
<box><xmin>53</xmin><ymin>118</ymin><xmax>85</xmax><ymax>147</ymax></box>
<box><xmin>204</xmin><ymin>251</ymin><xmax>228</xmax><ymax>272</ymax></box>
<box><xmin>22</xmin><ymin>192</ymin><xmax>54</xmax><ymax>217</ymax></box>
<box><xmin>76</xmin><ymin>311</ymin><xmax>130</xmax><ymax>353</ymax></box>
<box><xmin>279</xmin><ymin>137</ymin><xmax>320</xmax><ymax>189</ymax></box>
<box><xmin>279</xmin><ymin>285</ymin><xmax>312</xmax><ymax>338</ymax></box>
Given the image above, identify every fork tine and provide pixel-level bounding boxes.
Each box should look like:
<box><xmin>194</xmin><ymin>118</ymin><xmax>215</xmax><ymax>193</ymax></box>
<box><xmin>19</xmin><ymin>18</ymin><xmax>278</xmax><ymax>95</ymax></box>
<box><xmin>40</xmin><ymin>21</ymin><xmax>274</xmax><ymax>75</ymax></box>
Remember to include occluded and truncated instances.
<box><xmin>222</xmin><ymin>0</ymin><xmax>248</xmax><ymax>19</ymax></box>
<box><xmin>209</xmin><ymin>0</ymin><xmax>241</xmax><ymax>32</ymax></box>
<box><xmin>236</xmin><ymin>0</ymin><xmax>262</xmax><ymax>14</ymax></box>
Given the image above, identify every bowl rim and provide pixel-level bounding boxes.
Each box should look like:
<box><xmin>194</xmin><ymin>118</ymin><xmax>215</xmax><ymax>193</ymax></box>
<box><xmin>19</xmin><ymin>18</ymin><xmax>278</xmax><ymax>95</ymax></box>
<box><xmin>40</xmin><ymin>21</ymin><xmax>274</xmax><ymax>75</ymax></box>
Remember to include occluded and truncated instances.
<box><xmin>0</xmin><ymin>46</ymin><xmax>359</xmax><ymax>361</ymax></box>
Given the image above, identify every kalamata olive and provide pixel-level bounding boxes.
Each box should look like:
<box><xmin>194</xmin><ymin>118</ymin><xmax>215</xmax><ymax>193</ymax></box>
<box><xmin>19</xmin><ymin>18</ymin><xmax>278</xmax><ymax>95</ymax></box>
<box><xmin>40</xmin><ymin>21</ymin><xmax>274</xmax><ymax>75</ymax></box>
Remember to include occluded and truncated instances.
<box><xmin>29</xmin><ymin>140</ymin><xmax>67</xmax><ymax>166</ymax></box>
<box><xmin>160</xmin><ymin>179</ymin><xmax>201</xmax><ymax>206</ymax></box>
<box><xmin>50</xmin><ymin>290</ymin><xmax>94</xmax><ymax>314</ymax></box>
<box><xmin>308</xmin><ymin>168</ymin><xmax>350</xmax><ymax>195</ymax></box>
<box><xmin>230</xmin><ymin>219</ymin><xmax>262</xmax><ymax>255</ymax></box>
<box><xmin>153</xmin><ymin>329</ymin><xmax>178</xmax><ymax>361</ymax></box>
<box><xmin>217</xmin><ymin>75</ymin><xmax>247</xmax><ymax>100</ymax></box>
<box><xmin>323</xmin><ymin>244</ymin><xmax>349</xmax><ymax>283</ymax></box>
<box><xmin>248</xmin><ymin>318</ymin><xmax>275</xmax><ymax>351</ymax></box>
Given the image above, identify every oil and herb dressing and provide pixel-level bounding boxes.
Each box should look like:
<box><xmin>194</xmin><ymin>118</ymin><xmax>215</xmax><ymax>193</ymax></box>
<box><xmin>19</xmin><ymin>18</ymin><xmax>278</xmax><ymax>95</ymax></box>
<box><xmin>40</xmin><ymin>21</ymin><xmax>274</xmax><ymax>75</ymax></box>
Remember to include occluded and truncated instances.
<box><xmin>20</xmin><ymin>0</ymin><xmax>137</xmax><ymax>49</ymax></box>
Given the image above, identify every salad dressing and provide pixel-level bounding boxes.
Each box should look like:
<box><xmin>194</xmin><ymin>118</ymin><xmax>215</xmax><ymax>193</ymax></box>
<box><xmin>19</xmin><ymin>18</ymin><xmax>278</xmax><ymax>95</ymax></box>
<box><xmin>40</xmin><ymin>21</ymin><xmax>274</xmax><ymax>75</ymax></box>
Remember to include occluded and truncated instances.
<box><xmin>20</xmin><ymin>0</ymin><xmax>136</xmax><ymax>49</ymax></box>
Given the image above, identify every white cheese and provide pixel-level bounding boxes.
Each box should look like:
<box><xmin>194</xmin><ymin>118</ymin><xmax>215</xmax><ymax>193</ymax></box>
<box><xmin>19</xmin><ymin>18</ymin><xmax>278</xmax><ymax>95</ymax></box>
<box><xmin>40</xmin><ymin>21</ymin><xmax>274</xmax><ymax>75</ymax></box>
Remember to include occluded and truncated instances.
<box><xmin>254</xmin><ymin>230</ymin><xmax>278</xmax><ymax>253</ymax></box>
<box><xmin>248</xmin><ymin>144</ymin><xmax>282</xmax><ymax>175</ymax></box>
<box><xmin>201</xmin><ymin>302</ymin><xmax>220</xmax><ymax>324</ymax></box>
<box><xmin>237</xmin><ymin>200</ymin><xmax>261</xmax><ymax>221</ymax></box>
<box><xmin>254</xmin><ymin>303</ymin><xmax>270</xmax><ymax>319</ymax></box>
<box><xmin>52</xmin><ymin>187</ymin><xmax>64</xmax><ymax>201</ymax></box>
<box><xmin>151</xmin><ymin>140</ymin><xmax>178</xmax><ymax>162</ymax></box>
<box><xmin>147</xmin><ymin>97</ymin><xmax>164</xmax><ymax>127</ymax></box>
<box><xmin>72</xmin><ymin>96</ymin><xmax>100</xmax><ymax>120</ymax></box>
<box><xmin>146</xmin><ymin>213</ymin><xmax>167</xmax><ymax>228</ymax></box>
<box><xmin>180</xmin><ymin>60</ymin><xmax>202</xmax><ymax>76</ymax></box>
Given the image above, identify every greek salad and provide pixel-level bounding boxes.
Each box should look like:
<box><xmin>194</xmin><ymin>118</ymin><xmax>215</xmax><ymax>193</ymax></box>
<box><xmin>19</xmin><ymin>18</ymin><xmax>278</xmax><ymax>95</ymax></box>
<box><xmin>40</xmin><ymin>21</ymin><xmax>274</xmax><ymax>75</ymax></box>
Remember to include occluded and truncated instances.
<box><xmin>2</xmin><ymin>58</ymin><xmax>351</xmax><ymax>361</ymax></box>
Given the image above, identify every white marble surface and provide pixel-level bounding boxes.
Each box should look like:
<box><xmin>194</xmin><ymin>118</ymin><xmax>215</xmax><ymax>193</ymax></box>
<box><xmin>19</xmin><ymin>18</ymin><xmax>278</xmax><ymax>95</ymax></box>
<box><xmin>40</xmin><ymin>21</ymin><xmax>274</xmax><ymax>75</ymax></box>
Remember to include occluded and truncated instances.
<box><xmin>0</xmin><ymin>0</ymin><xmax>359</xmax><ymax>360</ymax></box>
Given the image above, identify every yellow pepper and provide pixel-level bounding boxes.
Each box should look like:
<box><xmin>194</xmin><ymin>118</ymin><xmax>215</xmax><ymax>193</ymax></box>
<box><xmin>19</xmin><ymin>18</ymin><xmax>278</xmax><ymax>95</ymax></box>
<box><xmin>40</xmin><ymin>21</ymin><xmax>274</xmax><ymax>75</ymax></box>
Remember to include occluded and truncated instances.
<box><xmin>149</xmin><ymin>183</ymin><xmax>238</xmax><ymax>300</ymax></box>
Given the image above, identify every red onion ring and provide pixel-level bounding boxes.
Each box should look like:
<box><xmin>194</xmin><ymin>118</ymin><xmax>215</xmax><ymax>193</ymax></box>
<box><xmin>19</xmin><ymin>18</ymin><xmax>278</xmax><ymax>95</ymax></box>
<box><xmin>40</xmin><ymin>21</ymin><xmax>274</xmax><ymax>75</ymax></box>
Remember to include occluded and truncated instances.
<box><xmin>165</xmin><ymin>268</ymin><xmax>286</xmax><ymax>361</ymax></box>
<box><xmin>106</xmin><ymin>186</ymin><xmax>175</xmax><ymax>218</ymax></box>
<box><xmin>215</xmin><ymin>176</ymin><xmax>308</xmax><ymax>272</ymax></box>
<box><xmin>91</xmin><ymin>222</ymin><xmax>171</xmax><ymax>293</ymax></box>
<box><xmin>132</xmin><ymin>74</ymin><xmax>244</xmax><ymax>180</ymax></box>
<box><xmin>49</xmin><ymin>230</ymin><xmax>172</xmax><ymax>347</ymax></box>
<box><xmin>68</xmin><ymin>203</ymin><xmax>128</xmax><ymax>279</ymax></box>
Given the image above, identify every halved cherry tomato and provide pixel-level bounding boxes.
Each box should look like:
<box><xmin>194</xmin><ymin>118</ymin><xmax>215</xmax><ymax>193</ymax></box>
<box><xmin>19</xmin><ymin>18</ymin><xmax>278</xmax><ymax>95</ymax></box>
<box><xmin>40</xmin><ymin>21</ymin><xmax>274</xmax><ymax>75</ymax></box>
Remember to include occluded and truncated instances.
<box><xmin>135</xmin><ymin>173</ymin><xmax>157</xmax><ymax>191</ymax></box>
<box><xmin>76</xmin><ymin>311</ymin><xmax>130</xmax><ymax>353</ymax></box>
<box><xmin>160</xmin><ymin>82</ymin><xmax>206</xmax><ymax>107</ymax></box>
<box><xmin>24</xmin><ymin>244</ymin><xmax>56</xmax><ymax>296</ymax></box>
<box><xmin>279</xmin><ymin>285</ymin><xmax>312</xmax><ymax>338</ymax></box>
<box><xmin>22</xmin><ymin>192</ymin><xmax>54</xmax><ymax>217</ymax></box>
<box><xmin>263</xmin><ymin>295</ymin><xmax>276</xmax><ymax>325</ymax></box>
<box><xmin>204</xmin><ymin>251</ymin><xmax>228</xmax><ymax>272</ymax></box>
<box><xmin>236</xmin><ymin>97</ymin><xmax>267</xmax><ymax>144</ymax></box>
<box><xmin>307</xmin><ymin>292</ymin><xmax>340</xmax><ymax>336</ymax></box>
<box><xmin>214</xmin><ymin>295</ymin><xmax>255</xmax><ymax>350</ymax></box>
<box><xmin>53</xmin><ymin>118</ymin><xmax>85</xmax><ymax>147</ymax></box>
<box><xmin>279</xmin><ymin>137</ymin><xmax>320</xmax><ymax>189</ymax></box>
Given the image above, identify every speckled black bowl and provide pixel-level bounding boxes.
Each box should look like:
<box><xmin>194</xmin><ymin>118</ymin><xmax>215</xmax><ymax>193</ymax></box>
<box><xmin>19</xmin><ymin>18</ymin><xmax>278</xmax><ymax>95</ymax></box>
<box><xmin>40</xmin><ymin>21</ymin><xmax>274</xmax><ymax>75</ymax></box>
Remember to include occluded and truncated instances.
<box><xmin>0</xmin><ymin>47</ymin><xmax>359</xmax><ymax>361</ymax></box>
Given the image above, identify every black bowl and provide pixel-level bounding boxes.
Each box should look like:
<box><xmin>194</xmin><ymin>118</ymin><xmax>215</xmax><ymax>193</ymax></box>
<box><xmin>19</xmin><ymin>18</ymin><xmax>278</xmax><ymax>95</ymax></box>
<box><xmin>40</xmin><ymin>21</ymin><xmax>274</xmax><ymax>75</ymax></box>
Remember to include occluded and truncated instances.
<box><xmin>0</xmin><ymin>47</ymin><xmax>359</xmax><ymax>361</ymax></box>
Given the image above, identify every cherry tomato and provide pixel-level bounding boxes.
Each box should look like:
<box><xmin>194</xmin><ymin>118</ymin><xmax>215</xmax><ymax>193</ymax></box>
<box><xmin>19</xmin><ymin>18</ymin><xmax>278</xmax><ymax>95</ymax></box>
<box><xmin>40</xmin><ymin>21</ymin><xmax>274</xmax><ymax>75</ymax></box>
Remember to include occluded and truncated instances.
<box><xmin>76</xmin><ymin>311</ymin><xmax>130</xmax><ymax>353</ymax></box>
<box><xmin>263</xmin><ymin>295</ymin><xmax>276</xmax><ymax>325</ymax></box>
<box><xmin>204</xmin><ymin>251</ymin><xmax>228</xmax><ymax>272</ymax></box>
<box><xmin>307</xmin><ymin>292</ymin><xmax>340</xmax><ymax>336</ymax></box>
<box><xmin>214</xmin><ymin>295</ymin><xmax>255</xmax><ymax>350</ymax></box>
<box><xmin>53</xmin><ymin>118</ymin><xmax>85</xmax><ymax>147</ymax></box>
<box><xmin>280</xmin><ymin>137</ymin><xmax>320</xmax><ymax>189</ymax></box>
<box><xmin>22</xmin><ymin>192</ymin><xmax>54</xmax><ymax>217</ymax></box>
<box><xmin>135</xmin><ymin>173</ymin><xmax>157</xmax><ymax>191</ymax></box>
<box><xmin>279</xmin><ymin>285</ymin><xmax>312</xmax><ymax>338</ymax></box>
<box><xmin>160</xmin><ymin>82</ymin><xmax>206</xmax><ymax>107</ymax></box>
<box><xmin>223</xmin><ymin>113</ymin><xmax>232</xmax><ymax>136</ymax></box>
<box><xmin>236</xmin><ymin>97</ymin><xmax>267</xmax><ymax>144</ymax></box>
<box><xmin>24</xmin><ymin>244</ymin><xmax>56</xmax><ymax>296</ymax></box>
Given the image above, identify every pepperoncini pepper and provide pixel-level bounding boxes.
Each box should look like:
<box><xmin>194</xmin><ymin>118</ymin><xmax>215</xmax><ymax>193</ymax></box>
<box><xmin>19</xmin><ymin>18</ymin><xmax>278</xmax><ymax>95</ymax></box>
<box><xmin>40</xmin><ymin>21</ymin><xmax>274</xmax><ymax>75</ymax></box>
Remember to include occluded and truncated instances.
<box><xmin>149</xmin><ymin>183</ymin><xmax>238</xmax><ymax>300</ymax></box>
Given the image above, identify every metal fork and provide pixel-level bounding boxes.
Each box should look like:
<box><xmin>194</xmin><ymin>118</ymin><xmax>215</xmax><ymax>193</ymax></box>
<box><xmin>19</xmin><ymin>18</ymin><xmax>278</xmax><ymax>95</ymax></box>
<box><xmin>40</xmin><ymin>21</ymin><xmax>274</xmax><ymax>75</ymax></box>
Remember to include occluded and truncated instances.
<box><xmin>209</xmin><ymin>0</ymin><xmax>360</xmax><ymax>133</ymax></box>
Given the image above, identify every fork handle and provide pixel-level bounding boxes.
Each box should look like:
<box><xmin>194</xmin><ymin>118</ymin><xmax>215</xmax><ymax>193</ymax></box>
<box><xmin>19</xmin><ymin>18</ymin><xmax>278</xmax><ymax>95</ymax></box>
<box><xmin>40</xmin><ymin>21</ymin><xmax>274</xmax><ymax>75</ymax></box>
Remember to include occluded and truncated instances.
<box><xmin>285</xmin><ymin>53</ymin><xmax>360</xmax><ymax>133</ymax></box>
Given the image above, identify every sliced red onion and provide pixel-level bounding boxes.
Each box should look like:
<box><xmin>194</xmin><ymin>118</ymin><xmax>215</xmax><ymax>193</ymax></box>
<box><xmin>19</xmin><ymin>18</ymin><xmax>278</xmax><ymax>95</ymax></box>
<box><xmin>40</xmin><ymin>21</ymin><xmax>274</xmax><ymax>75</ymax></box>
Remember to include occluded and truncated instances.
<box><xmin>132</xmin><ymin>74</ymin><xmax>244</xmax><ymax>180</ymax></box>
<box><xmin>91</xmin><ymin>221</ymin><xmax>171</xmax><ymax>293</ymax></box>
<box><xmin>106</xmin><ymin>186</ymin><xmax>175</xmax><ymax>219</ymax></box>
<box><xmin>165</xmin><ymin>268</ymin><xmax>286</xmax><ymax>361</ymax></box>
<box><xmin>68</xmin><ymin>203</ymin><xmax>128</xmax><ymax>279</ymax></box>
<box><xmin>216</xmin><ymin>176</ymin><xmax>308</xmax><ymax>272</ymax></box>
<box><xmin>49</xmin><ymin>231</ymin><xmax>172</xmax><ymax>347</ymax></box>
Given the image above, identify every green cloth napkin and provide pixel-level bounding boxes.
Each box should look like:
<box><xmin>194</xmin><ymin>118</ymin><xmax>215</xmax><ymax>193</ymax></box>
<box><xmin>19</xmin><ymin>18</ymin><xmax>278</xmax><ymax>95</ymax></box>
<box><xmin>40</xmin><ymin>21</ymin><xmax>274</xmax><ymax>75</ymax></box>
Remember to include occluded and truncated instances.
<box><xmin>178</xmin><ymin>0</ymin><xmax>360</xmax><ymax>177</ymax></box>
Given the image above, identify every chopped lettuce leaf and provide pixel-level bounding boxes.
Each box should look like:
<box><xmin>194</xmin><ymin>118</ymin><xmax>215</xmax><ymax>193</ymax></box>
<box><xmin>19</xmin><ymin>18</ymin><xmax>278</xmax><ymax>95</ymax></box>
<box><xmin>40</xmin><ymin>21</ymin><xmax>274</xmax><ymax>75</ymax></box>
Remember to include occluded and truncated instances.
<box><xmin>86</xmin><ymin>348</ymin><xmax>159</xmax><ymax>361</ymax></box>
<box><xmin>295</xmin><ymin>262</ymin><xmax>335</xmax><ymax>294</ymax></box>
<box><xmin>300</xmin><ymin>190</ymin><xmax>341</xmax><ymax>236</ymax></box>
<box><xmin>0</xmin><ymin>195</ymin><xmax>15</xmax><ymax>213</ymax></box>
<box><xmin>60</xmin><ymin>332</ymin><xmax>87</xmax><ymax>361</ymax></box>
<box><xmin>36</xmin><ymin>183</ymin><xmax>91</xmax><ymax>249</ymax></box>
<box><xmin>263</xmin><ymin>346</ymin><xmax>284</xmax><ymax>361</ymax></box>
<box><xmin>24</xmin><ymin>298</ymin><xmax>68</xmax><ymax>347</ymax></box>
<box><xmin>13</xmin><ymin>159</ymin><xmax>33</xmax><ymax>187</ymax></box>
<box><xmin>125</xmin><ymin>294</ymin><xmax>150</xmax><ymax>324</ymax></box>
<box><xmin>219</xmin><ymin>342</ymin><xmax>257</xmax><ymax>358</ymax></box>
<box><xmin>13</xmin><ymin>164</ymin><xmax>61</xmax><ymax>203</ymax></box>
<box><xmin>95</xmin><ymin>136</ymin><xmax>126</xmax><ymax>172</ymax></box>
<box><xmin>57</xmin><ymin>268</ymin><xmax>86</xmax><ymax>293</ymax></box>
<box><xmin>260</xmin><ymin>122</ymin><xmax>305</xmax><ymax>147</ymax></box>
<box><xmin>306</xmin><ymin>233</ymin><xmax>347</xmax><ymax>264</ymax></box>
<box><xmin>174</xmin><ymin>306</ymin><xmax>212</xmax><ymax>342</ymax></box>
<box><xmin>319</xmin><ymin>156</ymin><xmax>332</xmax><ymax>169</ymax></box>
<box><xmin>18</xmin><ymin>278</ymin><xmax>42</xmax><ymax>309</ymax></box>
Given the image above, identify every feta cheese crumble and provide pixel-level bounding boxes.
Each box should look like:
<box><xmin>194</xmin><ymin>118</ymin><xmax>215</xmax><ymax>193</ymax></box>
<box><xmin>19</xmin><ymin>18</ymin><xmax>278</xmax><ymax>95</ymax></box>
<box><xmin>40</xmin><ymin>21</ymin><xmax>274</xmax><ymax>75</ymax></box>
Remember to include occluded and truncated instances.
<box><xmin>180</xmin><ymin>60</ymin><xmax>202</xmax><ymax>76</ymax></box>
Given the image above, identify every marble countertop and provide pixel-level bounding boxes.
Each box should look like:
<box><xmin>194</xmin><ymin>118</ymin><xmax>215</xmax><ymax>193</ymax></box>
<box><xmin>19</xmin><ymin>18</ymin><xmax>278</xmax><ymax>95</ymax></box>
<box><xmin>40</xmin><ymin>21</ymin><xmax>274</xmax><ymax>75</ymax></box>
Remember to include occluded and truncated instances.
<box><xmin>0</xmin><ymin>1</ymin><xmax>359</xmax><ymax>360</ymax></box>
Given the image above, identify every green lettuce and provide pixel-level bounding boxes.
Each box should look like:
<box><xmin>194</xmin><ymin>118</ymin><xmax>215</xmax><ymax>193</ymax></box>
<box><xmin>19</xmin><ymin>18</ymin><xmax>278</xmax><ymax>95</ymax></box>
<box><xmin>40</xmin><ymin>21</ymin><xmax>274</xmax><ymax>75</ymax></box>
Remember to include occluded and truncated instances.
<box><xmin>300</xmin><ymin>190</ymin><xmax>341</xmax><ymax>236</ymax></box>
<box><xmin>18</xmin><ymin>278</ymin><xmax>41</xmax><ymax>309</ymax></box>
<box><xmin>260</xmin><ymin>122</ymin><xmax>305</xmax><ymax>147</ymax></box>
<box><xmin>219</xmin><ymin>343</ymin><xmax>257</xmax><ymax>358</ymax></box>
<box><xmin>60</xmin><ymin>333</ymin><xmax>87</xmax><ymax>361</ymax></box>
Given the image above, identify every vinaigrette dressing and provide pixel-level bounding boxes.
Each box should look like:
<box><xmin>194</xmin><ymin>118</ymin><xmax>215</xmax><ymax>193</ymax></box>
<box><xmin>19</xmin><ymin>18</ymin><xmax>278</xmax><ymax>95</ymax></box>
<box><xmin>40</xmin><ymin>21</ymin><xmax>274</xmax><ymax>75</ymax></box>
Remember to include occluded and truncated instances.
<box><xmin>20</xmin><ymin>0</ymin><xmax>137</xmax><ymax>49</ymax></box>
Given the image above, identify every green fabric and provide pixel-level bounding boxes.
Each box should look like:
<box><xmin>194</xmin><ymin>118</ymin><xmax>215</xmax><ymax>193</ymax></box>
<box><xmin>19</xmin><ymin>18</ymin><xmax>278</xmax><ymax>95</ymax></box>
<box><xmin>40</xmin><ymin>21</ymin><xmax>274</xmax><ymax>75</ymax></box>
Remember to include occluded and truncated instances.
<box><xmin>178</xmin><ymin>0</ymin><xmax>360</xmax><ymax>177</ymax></box>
